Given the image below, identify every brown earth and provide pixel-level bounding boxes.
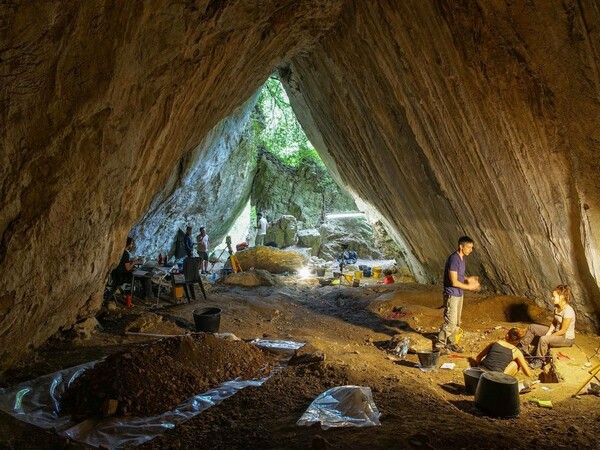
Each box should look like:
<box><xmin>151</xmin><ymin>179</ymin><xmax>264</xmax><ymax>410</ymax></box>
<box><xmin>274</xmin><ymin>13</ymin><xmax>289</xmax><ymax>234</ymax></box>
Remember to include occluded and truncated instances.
<box><xmin>60</xmin><ymin>334</ymin><xmax>274</xmax><ymax>419</ymax></box>
<box><xmin>1</xmin><ymin>278</ymin><xmax>599</xmax><ymax>449</ymax></box>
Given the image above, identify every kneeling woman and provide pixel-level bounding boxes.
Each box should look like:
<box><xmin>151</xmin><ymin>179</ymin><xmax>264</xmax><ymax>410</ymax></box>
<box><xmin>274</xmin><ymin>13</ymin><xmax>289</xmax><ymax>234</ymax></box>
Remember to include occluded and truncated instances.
<box><xmin>520</xmin><ymin>284</ymin><xmax>575</xmax><ymax>368</ymax></box>
<box><xmin>475</xmin><ymin>328</ymin><xmax>533</xmax><ymax>377</ymax></box>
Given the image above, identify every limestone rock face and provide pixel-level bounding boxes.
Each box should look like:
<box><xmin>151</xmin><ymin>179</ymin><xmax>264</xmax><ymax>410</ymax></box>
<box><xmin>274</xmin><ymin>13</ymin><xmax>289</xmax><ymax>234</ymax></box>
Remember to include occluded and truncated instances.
<box><xmin>131</xmin><ymin>97</ymin><xmax>258</xmax><ymax>258</ymax></box>
<box><xmin>266</xmin><ymin>215</ymin><xmax>298</xmax><ymax>248</ymax></box>
<box><xmin>2</xmin><ymin>0</ymin><xmax>600</xmax><ymax>370</ymax></box>
<box><xmin>282</xmin><ymin>0</ymin><xmax>600</xmax><ymax>326</ymax></box>
<box><xmin>318</xmin><ymin>219</ymin><xmax>384</xmax><ymax>261</ymax></box>
<box><xmin>252</xmin><ymin>151</ymin><xmax>356</xmax><ymax>228</ymax></box>
<box><xmin>297</xmin><ymin>229</ymin><xmax>321</xmax><ymax>256</ymax></box>
<box><xmin>0</xmin><ymin>0</ymin><xmax>344</xmax><ymax>369</ymax></box>
<box><xmin>235</xmin><ymin>246</ymin><xmax>307</xmax><ymax>274</ymax></box>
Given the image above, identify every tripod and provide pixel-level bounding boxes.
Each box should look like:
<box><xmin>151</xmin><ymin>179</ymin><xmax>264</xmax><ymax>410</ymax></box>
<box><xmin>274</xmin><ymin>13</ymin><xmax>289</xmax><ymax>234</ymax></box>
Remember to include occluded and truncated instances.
<box><xmin>572</xmin><ymin>363</ymin><xmax>600</xmax><ymax>397</ymax></box>
<box><xmin>337</xmin><ymin>247</ymin><xmax>351</xmax><ymax>286</ymax></box>
<box><xmin>209</xmin><ymin>236</ymin><xmax>242</xmax><ymax>274</ymax></box>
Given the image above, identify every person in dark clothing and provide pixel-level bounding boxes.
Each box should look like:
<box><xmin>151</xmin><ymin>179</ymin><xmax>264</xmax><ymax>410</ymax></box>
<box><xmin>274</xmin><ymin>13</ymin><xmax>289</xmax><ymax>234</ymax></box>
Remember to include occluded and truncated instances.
<box><xmin>436</xmin><ymin>236</ymin><xmax>481</xmax><ymax>353</ymax></box>
<box><xmin>184</xmin><ymin>226</ymin><xmax>194</xmax><ymax>258</ymax></box>
<box><xmin>475</xmin><ymin>328</ymin><xmax>533</xmax><ymax>377</ymax></box>
<box><xmin>113</xmin><ymin>237</ymin><xmax>154</xmax><ymax>301</ymax></box>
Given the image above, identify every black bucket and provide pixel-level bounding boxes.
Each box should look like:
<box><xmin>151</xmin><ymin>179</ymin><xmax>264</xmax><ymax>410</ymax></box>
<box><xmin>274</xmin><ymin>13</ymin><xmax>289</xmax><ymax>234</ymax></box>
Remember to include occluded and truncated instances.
<box><xmin>417</xmin><ymin>350</ymin><xmax>440</xmax><ymax>369</ymax></box>
<box><xmin>463</xmin><ymin>367</ymin><xmax>484</xmax><ymax>395</ymax></box>
<box><xmin>475</xmin><ymin>371</ymin><xmax>520</xmax><ymax>418</ymax></box>
<box><xmin>193</xmin><ymin>307</ymin><xmax>222</xmax><ymax>333</ymax></box>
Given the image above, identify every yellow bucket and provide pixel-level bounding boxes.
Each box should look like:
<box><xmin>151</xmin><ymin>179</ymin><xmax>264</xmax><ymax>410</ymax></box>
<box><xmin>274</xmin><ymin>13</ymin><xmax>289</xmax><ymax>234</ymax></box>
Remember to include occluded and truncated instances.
<box><xmin>343</xmin><ymin>274</ymin><xmax>353</xmax><ymax>283</ymax></box>
<box><xmin>455</xmin><ymin>327</ymin><xmax>464</xmax><ymax>344</ymax></box>
<box><xmin>354</xmin><ymin>271</ymin><xmax>363</xmax><ymax>280</ymax></box>
<box><xmin>373</xmin><ymin>267</ymin><xmax>382</xmax><ymax>278</ymax></box>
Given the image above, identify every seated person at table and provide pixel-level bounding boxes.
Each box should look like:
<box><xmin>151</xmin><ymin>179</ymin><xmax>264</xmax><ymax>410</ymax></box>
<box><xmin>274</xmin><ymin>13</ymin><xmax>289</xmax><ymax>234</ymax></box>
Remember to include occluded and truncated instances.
<box><xmin>113</xmin><ymin>237</ymin><xmax>155</xmax><ymax>301</ymax></box>
<box><xmin>519</xmin><ymin>284</ymin><xmax>575</xmax><ymax>369</ymax></box>
<box><xmin>475</xmin><ymin>328</ymin><xmax>533</xmax><ymax>377</ymax></box>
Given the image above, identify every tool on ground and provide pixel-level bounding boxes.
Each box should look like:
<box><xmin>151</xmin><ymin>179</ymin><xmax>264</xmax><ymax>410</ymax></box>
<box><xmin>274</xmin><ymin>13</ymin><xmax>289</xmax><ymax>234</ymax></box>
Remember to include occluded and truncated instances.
<box><xmin>527</xmin><ymin>397</ymin><xmax>553</xmax><ymax>408</ymax></box>
<box><xmin>572</xmin><ymin>363</ymin><xmax>600</xmax><ymax>397</ymax></box>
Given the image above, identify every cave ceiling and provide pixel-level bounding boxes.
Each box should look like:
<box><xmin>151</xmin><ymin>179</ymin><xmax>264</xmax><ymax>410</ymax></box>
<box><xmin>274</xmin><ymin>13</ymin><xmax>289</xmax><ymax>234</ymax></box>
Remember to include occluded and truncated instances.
<box><xmin>0</xmin><ymin>0</ymin><xmax>598</xmax><ymax>369</ymax></box>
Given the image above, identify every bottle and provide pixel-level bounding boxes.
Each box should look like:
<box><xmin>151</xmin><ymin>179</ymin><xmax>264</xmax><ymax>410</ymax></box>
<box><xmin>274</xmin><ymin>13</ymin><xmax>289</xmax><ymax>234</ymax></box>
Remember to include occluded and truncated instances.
<box><xmin>158</xmin><ymin>253</ymin><xmax>163</xmax><ymax>265</ymax></box>
<box><xmin>126</xmin><ymin>294</ymin><xmax>132</xmax><ymax>309</ymax></box>
<box><xmin>398</xmin><ymin>337</ymin><xmax>410</xmax><ymax>359</ymax></box>
<box><xmin>211</xmin><ymin>272</ymin><xmax>216</xmax><ymax>281</ymax></box>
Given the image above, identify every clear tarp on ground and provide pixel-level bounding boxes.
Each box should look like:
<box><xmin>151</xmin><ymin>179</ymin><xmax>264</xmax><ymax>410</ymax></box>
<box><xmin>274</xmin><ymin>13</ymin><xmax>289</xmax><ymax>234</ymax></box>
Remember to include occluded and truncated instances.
<box><xmin>297</xmin><ymin>385</ymin><xmax>381</xmax><ymax>429</ymax></box>
<box><xmin>0</xmin><ymin>339</ymin><xmax>304</xmax><ymax>448</ymax></box>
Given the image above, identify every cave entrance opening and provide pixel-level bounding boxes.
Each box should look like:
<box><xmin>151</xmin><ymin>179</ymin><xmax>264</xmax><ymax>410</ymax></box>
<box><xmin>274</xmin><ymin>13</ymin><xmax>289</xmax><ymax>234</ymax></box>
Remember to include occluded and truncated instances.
<box><xmin>221</xmin><ymin>75</ymin><xmax>405</xmax><ymax>273</ymax></box>
<box><xmin>128</xmin><ymin>76</ymin><xmax>408</xmax><ymax>287</ymax></box>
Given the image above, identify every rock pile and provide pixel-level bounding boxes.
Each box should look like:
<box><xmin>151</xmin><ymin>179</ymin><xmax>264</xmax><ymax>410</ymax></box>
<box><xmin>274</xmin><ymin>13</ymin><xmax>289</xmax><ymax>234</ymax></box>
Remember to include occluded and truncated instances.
<box><xmin>60</xmin><ymin>334</ymin><xmax>274</xmax><ymax>419</ymax></box>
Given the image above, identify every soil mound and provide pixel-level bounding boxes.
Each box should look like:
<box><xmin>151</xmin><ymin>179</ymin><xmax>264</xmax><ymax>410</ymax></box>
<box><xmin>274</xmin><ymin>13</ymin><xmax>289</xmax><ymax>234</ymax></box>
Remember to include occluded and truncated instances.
<box><xmin>60</xmin><ymin>334</ymin><xmax>274</xmax><ymax>419</ymax></box>
<box><xmin>141</xmin><ymin>362</ymin><xmax>350</xmax><ymax>449</ymax></box>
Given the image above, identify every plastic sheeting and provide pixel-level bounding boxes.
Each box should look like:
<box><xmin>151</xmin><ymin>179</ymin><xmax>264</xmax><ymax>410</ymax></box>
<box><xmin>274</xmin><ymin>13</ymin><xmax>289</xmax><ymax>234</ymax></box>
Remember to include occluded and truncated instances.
<box><xmin>297</xmin><ymin>386</ymin><xmax>381</xmax><ymax>430</ymax></box>
<box><xmin>0</xmin><ymin>339</ymin><xmax>304</xmax><ymax>448</ymax></box>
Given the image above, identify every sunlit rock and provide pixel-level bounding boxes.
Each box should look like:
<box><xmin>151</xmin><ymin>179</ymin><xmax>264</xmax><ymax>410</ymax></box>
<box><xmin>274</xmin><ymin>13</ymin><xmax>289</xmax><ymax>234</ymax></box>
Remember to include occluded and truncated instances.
<box><xmin>297</xmin><ymin>229</ymin><xmax>321</xmax><ymax>256</ymax></box>
<box><xmin>252</xmin><ymin>151</ymin><xmax>356</xmax><ymax>227</ymax></box>
<box><xmin>318</xmin><ymin>218</ymin><xmax>383</xmax><ymax>261</ymax></box>
<box><xmin>235</xmin><ymin>246</ymin><xmax>307</xmax><ymax>274</ymax></box>
<box><xmin>222</xmin><ymin>269</ymin><xmax>282</xmax><ymax>287</ymax></box>
<box><xmin>266</xmin><ymin>215</ymin><xmax>298</xmax><ymax>248</ymax></box>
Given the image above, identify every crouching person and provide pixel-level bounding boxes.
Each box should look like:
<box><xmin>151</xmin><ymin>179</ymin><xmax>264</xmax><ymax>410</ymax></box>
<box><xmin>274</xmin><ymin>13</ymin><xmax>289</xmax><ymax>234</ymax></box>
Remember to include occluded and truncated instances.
<box><xmin>475</xmin><ymin>328</ymin><xmax>533</xmax><ymax>378</ymax></box>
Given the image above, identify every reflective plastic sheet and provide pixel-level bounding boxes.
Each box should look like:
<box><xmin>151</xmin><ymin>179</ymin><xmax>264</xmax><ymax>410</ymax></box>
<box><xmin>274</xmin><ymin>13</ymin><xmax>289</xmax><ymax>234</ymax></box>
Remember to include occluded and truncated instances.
<box><xmin>297</xmin><ymin>385</ymin><xmax>381</xmax><ymax>430</ymax></box>
<box><xmin>0</xmin><ymin>339</ymin><xmax>304</xmax><ymax>448</ymax></box>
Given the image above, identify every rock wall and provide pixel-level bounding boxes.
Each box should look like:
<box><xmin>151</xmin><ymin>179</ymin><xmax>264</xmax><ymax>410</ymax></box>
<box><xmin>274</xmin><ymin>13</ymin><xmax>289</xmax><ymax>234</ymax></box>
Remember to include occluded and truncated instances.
<box><xmin>131</xmin><ymin>96</ymin><xmax>258</xmax><ymax>258</ymax></box>
<box><xmin>0</xmin><ymin>0</ymin><xmax>344</xmax><ymax>369</ymax></box>
<box><xmin>252</xmin><ymin>150</ymin><xmax>357</xmax><ymax>227</ymax></box>
<box><xmin>1</xmin><ymin>0</ymin><xmax>599</xmax><ymax>369</ymax></box>
<box><xmin>281</xmin><ymin>0</ymin><xmax>600</xmax><ymax>327</ymax></box>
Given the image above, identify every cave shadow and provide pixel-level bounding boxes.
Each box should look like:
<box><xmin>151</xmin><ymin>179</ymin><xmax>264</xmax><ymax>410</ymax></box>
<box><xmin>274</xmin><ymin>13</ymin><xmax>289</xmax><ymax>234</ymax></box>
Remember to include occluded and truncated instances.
<box><xmin>448</xmin><ymin>399</ymin><xmax>484</xmax><ymax>417</ymax></box>
<box><xmin>440</xmin><ymin>382</ymin><xmax>469</xmax><ymax>396</ymax></box>
<box><xmin>395</xmin><ymin>359</ymin><xmax>420</xmax><ymax>369</ymax></box>
<box><xmin>504</xmin><ymin>303</ymin><xmax>535</xmax><ymax>323</ymax></box>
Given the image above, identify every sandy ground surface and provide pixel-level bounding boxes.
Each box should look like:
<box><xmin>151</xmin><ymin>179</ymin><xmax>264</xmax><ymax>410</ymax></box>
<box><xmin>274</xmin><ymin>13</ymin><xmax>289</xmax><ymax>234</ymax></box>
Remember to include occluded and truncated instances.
<box><xmin>1</xmin><ymin>274</ymin><xmax>599</xmax><ymax>449</ymax></box>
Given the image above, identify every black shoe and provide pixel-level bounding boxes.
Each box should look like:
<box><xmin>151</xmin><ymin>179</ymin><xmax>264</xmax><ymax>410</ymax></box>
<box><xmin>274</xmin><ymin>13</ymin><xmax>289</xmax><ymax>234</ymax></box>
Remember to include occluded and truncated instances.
<box><xmin>434</xmin><ymin>344</ymin><xmax>449</xmax><ymax>355</ymax></box>
<box><xmin>447</xmin><ymin>344</ymin><xmax>465</xmax><ymax>354</ymax></box>
<box><xmin>529</xmin><ymin>359</ymin><xmax>543</xmax><ymax>370</ymax></box>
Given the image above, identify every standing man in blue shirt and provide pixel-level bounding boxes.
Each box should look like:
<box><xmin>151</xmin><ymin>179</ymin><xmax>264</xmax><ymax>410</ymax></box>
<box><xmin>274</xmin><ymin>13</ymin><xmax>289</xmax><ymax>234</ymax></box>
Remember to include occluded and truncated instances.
<box><xmin>184</xmin><ymin>226</ymin><xmax>194</xmax><ymax>258</ymax></box>
<box><xmin>436</xmin><ymin>236</ymin><xmax>480</xmax><ymax>353</ymax></box>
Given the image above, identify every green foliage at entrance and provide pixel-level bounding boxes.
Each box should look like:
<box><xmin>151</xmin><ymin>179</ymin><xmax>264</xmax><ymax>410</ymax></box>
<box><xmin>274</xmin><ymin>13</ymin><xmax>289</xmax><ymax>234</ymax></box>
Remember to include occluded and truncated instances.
<box><xmin>254</xmin><ymin>77</ymin><xmax>323</xmax><ymax>168</ymax></box>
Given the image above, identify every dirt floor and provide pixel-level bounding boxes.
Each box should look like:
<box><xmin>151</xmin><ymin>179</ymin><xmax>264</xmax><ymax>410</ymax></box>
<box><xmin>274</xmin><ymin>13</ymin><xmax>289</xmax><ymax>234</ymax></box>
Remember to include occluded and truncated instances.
<box><xmin>1</xmin><ymin>275</ymin><xmax>599</xmax><ymax>449</ymax></box>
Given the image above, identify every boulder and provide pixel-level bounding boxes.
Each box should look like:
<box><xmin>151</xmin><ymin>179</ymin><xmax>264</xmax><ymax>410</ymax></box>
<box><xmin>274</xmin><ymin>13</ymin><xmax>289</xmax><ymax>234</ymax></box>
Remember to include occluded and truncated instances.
<box><xmin>73</xmin><ymin>318</ymin><xmax>103</xmax><ymax>340</ymax></box>
<box><xmin>222</xmin><ymin>269</ymin><xmax>283</xmax><ymax>287</ymax></box>
<box><xmin>235</xmin><ymin>246</ymin><xmax>307</xmax><ymax>274</ymax></box>
<box><xmin>125</xmin><ymin>313</ymin><xmax>164</xmax><ymax>333</ymax></box>
<box><xmin>297</xmin><ymin>229</ymin><xmax>321</xmax><ymax>256</ymax></box>
<box><xmin>266</xmin><ymin>215</ymin><xmax>298</xmax><ymax>248</ymax></box>
<box><xmin>318</xmin><ymin>218</ymin><xmax>383</xmax><ymax>260</ymax></box>
<box><xmin>252</xmin><ymin>151</ymin><xmax>356</xmax><ymax>228</ymax></box>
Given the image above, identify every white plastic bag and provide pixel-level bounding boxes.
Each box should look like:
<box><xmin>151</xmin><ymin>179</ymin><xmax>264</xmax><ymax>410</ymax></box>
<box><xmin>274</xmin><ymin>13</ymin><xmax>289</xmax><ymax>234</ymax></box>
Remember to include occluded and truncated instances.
<box><xmin>297</xmin><ymin>386</ymin><xmax>381</xmax><ymax>430</ymax></box>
